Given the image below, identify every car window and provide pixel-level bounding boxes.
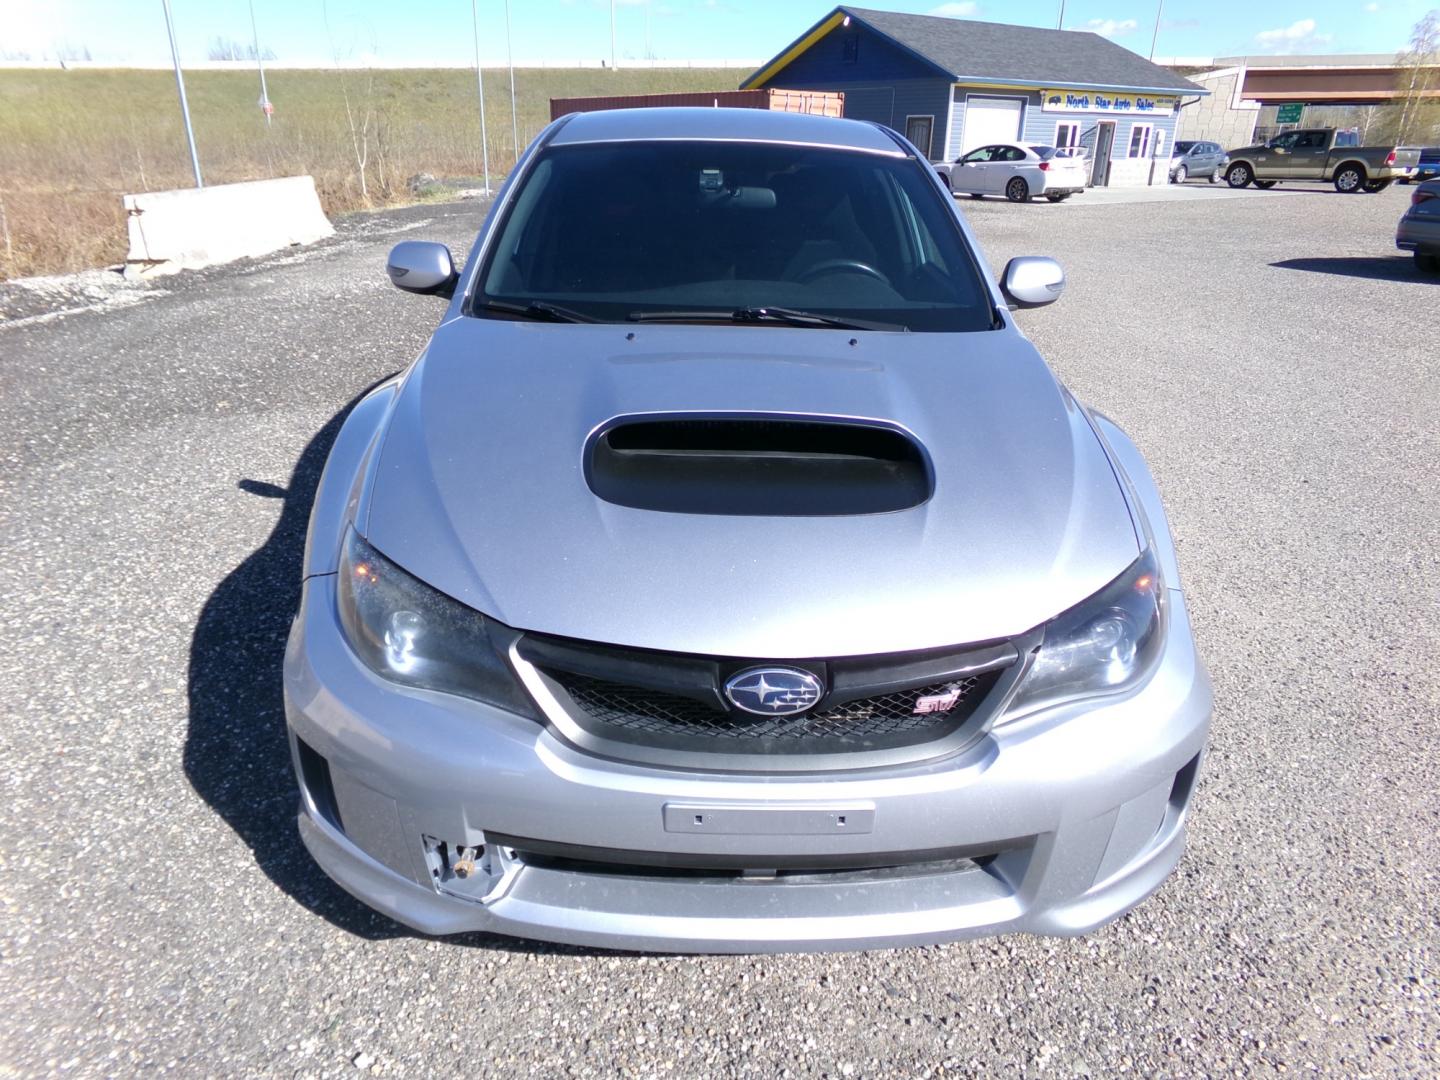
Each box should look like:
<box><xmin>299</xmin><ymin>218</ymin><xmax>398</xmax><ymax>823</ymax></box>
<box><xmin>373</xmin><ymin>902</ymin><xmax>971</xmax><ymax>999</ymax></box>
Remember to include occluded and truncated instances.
<box><xmin>477</xmin><ymin>140</ymin><xmax>996</xmax><ymax>333</ymax></box>
<box><xmin>1296</xmin><ymin>132</ymin><xmax>1327</xmax><ymax>149</ymax></box>
<box><xmin>1175</xmin><ymin>141</ymin><xmax>1195</xmax><ymax>154</ymax></box>
<box><xmin>997</xmin><ymin>146</ymin><xmax>1026</xmax><ymax>162</ymax></box>
<box><xmin>1270</xmin><ymin>133</ymin><xmax>1300</xmax><ymax>150</ymax></box>
<box><xmin>1029</xmin><ymin>145</ymin><xmax>1057</xmax><ymax>160</ymax></box>
<box><xmin>960</xmin><ymin>147</ymin><xmax>992</xmax><ymax>163</ymax></box>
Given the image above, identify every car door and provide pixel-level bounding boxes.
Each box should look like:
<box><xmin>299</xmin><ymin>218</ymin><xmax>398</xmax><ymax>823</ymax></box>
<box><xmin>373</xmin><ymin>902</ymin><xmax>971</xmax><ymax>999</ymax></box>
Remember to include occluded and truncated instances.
<box><xmin>1196</xmin><ymin>143</ymin><xmax>1220</xmax><ymax>175</ymax></box>
<box><xmin>949</xmin><ymin>146</ymin><xmax>994</xmax><ymax>193</ymax></box>
<box><xmin>994</xmin><ymin>145</ymin><xmax>1029</xmax><ymax>193</ymax></box>
<box><xmin>1290</xmin><ymin>130</ymin><xmax>1329</xmax><ymax>179</ymax></box>
<box><xmin>1256</xmin><ymin>131</ymin><xmax>1300</xmax><ymax>178</ymax></box>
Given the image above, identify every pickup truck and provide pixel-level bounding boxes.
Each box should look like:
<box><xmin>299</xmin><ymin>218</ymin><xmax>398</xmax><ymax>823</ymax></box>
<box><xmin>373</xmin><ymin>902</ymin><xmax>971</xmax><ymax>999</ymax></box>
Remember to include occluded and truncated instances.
<box><xmin>1222</xmin><ymin>129</ymin><xmax>1420</xmax><ymax>193</ymax></box>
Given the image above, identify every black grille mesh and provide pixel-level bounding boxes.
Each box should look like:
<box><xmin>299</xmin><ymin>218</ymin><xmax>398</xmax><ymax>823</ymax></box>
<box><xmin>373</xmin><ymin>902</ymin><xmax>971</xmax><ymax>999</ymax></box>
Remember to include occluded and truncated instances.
<box><xmin>552</xmin><ymin>670</ymin><xmax>999</xmax><ymax>746</ymax></box>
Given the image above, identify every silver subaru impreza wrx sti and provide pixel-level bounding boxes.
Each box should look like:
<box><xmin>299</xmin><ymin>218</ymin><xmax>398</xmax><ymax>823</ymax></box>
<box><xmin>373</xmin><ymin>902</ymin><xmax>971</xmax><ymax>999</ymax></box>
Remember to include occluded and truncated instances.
<box><xmin>284</xmin><ymin>107</ymin><xmax>1211</xmax><ymax>952</ymax></box>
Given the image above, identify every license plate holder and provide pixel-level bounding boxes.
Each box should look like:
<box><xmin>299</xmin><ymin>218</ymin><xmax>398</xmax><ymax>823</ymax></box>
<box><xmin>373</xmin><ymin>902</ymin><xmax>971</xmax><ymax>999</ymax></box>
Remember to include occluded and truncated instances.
<box><xmin>663</xmin><ymin>803</ymin><xmax>875</xmax><ymax>836</ymax></box>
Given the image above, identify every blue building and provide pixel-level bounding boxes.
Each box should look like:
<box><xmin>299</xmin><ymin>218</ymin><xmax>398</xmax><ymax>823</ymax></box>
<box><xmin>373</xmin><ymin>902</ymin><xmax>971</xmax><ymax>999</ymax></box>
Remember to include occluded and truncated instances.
<box><xmin>743</xmin><ymin>6</ymin><xmax>1208</xmax><ymax>188</ymax></box>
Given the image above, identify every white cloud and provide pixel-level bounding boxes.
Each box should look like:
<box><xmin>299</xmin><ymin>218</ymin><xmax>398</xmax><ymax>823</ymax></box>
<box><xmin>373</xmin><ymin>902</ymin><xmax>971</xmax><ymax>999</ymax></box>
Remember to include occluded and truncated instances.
<box><xmin>1254</xmin><ymin>18</ymin><xmax>1334</xmax><ymax>53</ymax></box>
<box><xmin>1075</xmin><ymin>17</ymin><xmax>1139</xmax><ymax>37</ymax></box>
<box><xmin>929</xmin><ymin>2</ymin><xmax>980</xmax><ymax>15</ymax></box>
<box><xmin>1364</xmin><ymin>2</ymin><xmax>1380</xmax><ymax>11</ymax></box>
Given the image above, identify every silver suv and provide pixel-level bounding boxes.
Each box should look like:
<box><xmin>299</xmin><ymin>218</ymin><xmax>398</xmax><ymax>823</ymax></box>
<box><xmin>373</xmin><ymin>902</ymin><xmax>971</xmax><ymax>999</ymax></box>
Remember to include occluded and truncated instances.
<box><xmin>284</xmin><ymin>108</ymin><xmax>1212</xmax><ymax>953</ymax></box>
<box><xmin>1170</xmin><ymin>140</ymin><xmax>1227</xmax><ymax>183</ymax></box>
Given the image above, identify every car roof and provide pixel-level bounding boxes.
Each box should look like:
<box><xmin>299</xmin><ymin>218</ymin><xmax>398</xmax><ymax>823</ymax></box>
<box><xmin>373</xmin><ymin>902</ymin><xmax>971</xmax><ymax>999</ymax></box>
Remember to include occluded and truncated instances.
<box><xmin>549</xmin><ymin>107</ymin><xmax>906</xmax><ymax>156</ymax></box>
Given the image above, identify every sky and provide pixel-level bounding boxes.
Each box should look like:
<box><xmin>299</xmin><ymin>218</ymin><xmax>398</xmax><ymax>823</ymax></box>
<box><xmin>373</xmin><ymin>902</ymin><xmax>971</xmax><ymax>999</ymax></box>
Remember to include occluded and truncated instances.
<box><xmin>1</xmin><ymin>0</ymin><xmax>1433</xmax><ymax>67</ymax></box>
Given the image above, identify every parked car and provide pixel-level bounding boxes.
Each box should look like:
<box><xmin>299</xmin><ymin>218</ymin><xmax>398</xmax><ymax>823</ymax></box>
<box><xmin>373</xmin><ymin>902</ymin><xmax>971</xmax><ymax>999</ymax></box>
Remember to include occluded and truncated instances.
<box><xmin>946</xmin><ymin>143</ymin><xmax>1089</xmax><ymax>203</ymax></box>
<box><xmin>1397</xmin><ymin>146</ymin><xmax>1440</xmax><ymax>184</ymax></box>
<box><xmin>1169</xmin><ymin>140</ymin><xmax>1228</xmax><ymax>184</ymax></box>
<box><xmin>285</xmin><ymin>107</ymin><xmax>1211</xmax><ymax>953</ymax></box>
<box><xmin>1396</xmin><ymin>178</ymin><xmax>1440</xmax><ymax>272</ymax></box>
<box><xmin>1224</xmin><ymin>128</ymin><xmax>1420</xmax><ymax>192</ymax></box>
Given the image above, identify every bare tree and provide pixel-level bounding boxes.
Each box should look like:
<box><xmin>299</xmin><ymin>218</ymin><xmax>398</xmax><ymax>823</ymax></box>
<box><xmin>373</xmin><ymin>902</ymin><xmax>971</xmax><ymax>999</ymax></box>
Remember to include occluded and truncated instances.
<box><xmin>1392</xmin><ymin>10</ymin><xmax>1440</xmax><ymax>144</ymax></box>
<box><xmin>322</xmin><ymin>0</ymin><xmax>375</xmax><ymax>203</ymax></box>
<box><xmin>206</xmin><ymin>36</ymin><xmax>276</xmax><ymax>61</ymax></box>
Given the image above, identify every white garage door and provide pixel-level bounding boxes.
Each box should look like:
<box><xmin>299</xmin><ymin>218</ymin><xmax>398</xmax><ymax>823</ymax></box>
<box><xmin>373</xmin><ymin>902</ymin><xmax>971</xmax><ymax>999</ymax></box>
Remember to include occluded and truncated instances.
<box><xmin>960</xmin><ymin>96</ymin><xmax>1024</xmax><ymax>154</ymax></box>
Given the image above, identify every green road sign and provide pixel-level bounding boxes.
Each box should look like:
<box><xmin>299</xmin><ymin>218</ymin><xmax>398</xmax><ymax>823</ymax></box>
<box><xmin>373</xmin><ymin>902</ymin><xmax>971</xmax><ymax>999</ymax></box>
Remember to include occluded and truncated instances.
<box><xmin>1276</xmin><ymin>103</ymin><xmax>1305</xmax><ymax>124</ymax></box>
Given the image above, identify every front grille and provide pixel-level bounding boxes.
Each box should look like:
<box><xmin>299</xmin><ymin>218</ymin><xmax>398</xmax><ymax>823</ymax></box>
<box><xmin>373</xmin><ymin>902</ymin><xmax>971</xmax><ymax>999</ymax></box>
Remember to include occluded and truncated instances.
<box><xmin>550</xmin><ymin>668</ymin><xmax>1004</xmax><ymax>754</ymax></box>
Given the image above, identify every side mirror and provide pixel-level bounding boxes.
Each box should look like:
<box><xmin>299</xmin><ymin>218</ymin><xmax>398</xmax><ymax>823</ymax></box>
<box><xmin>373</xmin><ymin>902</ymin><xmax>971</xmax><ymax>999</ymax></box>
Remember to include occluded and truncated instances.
<box><xmin>386</xmin><ymin>241</ymin><xmax>457</xmax><ymax>298</ymax></box>
<box><xmin>1001</xmin><ymin>256</ymin><xmax>1065</xmax><ymax>309</ymax></box>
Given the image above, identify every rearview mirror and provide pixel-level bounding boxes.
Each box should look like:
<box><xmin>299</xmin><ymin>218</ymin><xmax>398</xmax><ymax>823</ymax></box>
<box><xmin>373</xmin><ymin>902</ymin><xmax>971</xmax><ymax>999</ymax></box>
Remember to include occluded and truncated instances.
<box><xmin>1001</xmin><ymin>256</ymin><xmax>1065</xmax><ymax>308</ymax></box>
<box><xmin>386</xmin><ymin>241</ymin><xmax>457</xmax><ymax>298</ymax></box>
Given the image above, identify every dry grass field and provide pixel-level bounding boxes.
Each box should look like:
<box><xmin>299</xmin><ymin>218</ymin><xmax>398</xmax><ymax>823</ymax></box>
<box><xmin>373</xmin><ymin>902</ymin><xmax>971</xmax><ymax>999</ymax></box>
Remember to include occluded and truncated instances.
<box><xmin>0</xmin><ymin>66</ymin><xmax>740</xmax><ymax>280</ymax></box>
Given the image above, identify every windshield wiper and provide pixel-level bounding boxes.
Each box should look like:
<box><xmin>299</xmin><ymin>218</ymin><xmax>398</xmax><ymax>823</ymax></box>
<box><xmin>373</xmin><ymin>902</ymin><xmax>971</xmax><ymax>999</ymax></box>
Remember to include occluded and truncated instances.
<box><xmin>627</xmin><ymin>306</ymin><xmax>907</xmax><ymax>332</ymax></box>
<box><xmin>478</xmin><ymin>299</ymin><xmax>598</xmax><ymax>323</ymax></box>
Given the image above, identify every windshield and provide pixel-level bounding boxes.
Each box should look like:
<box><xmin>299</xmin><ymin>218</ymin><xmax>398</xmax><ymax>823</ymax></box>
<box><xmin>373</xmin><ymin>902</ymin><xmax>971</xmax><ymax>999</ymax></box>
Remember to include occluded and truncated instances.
<box><xmin>475</xmin><ymin>140</ymin><xmax>996</xmax><ymax>332</ymax></box>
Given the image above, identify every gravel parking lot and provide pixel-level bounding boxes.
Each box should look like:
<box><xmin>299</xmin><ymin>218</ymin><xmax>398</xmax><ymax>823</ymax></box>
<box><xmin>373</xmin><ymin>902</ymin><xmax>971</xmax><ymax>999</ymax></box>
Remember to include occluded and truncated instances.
<box><xmin>2</xmin><ymin>181</ymin><xmax>1436</xmax><ymax>1077</ymax></box>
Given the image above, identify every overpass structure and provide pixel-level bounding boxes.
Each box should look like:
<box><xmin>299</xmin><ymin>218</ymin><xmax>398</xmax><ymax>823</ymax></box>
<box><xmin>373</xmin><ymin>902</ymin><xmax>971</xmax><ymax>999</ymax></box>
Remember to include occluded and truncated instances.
<box><xmin>1161</xmin><ymin>53</ymin><xmax>1440</xmax><ymax>148</ymax></box>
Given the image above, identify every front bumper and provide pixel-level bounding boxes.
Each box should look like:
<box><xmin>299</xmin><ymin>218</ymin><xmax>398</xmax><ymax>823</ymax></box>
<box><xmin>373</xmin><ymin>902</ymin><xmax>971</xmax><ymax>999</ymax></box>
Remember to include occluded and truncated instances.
<box><xmin>283</xmin><ymin>574</ymin><xmax>1212</xmax><ymax>953</ymax></box>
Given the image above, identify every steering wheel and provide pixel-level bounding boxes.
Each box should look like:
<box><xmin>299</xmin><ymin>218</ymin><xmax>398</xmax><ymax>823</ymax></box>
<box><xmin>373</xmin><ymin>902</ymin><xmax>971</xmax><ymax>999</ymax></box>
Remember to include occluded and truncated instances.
<box><xmin>795</xmin><ymin>259</ymin><xmax>890</xmax><ymax>286</ymax></box>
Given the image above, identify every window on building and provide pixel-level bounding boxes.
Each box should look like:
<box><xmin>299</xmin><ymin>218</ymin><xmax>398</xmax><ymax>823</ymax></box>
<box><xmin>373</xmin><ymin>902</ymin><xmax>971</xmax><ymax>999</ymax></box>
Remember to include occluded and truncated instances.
<box><xmin>905</xmin><ymin>115</ymin><xmax>935</xmax><ymax>159</ymax></box>
<box><xmin>841</xmin><ymin>33</ymin><xmax>859</xmax><ymax>63</ymax></box>
<box><xmin>1055</xmin><ymin>122</ymin><xmax>1080</xmax><ymax>149</ymax></box>
<box><xmin>1128</xmin><ymin>123</ymin><xmax>1154</xmax><ymax>158</ymax></box>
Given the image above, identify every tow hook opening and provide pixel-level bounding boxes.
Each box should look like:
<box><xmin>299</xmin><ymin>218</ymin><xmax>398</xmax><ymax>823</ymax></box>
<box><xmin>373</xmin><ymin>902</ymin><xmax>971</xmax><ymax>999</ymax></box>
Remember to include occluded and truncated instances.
<box><xmin>422</xmin><ymin>835</ymin><xmax>517</xmax><ymax>903</ymax></box>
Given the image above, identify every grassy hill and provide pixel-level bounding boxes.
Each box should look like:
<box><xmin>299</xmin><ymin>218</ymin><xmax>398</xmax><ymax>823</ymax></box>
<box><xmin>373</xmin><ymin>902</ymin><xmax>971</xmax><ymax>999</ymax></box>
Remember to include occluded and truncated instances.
<box><xmin>0</xmin><ymin>66</ymin><xmax>742</xmax><ymax>279</ymax></box>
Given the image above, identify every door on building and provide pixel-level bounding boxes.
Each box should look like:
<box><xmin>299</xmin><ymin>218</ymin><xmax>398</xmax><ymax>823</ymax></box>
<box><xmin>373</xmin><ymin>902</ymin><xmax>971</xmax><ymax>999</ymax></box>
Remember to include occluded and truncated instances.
<box><xmin>1091</xmin><ymin>121</ymin><xmax>1116</xmax><ymax>187</ymax></box>
<box><xmin>961</xmin><ymin>96</ymin><xmax>1024</xmax><ymax>154</ymax></box>
<box><xmin>904</xmin><ymin>115</ymin><xmax>935</xmax><ymax>159</ymax></box>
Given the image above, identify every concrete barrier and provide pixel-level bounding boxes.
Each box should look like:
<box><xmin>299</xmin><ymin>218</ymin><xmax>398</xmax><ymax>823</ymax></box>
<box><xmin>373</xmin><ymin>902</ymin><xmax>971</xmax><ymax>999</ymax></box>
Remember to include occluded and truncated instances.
<box><xmin>122</xmin><ymin>176</ymin><xmax>334</xmax><ymax>278</ymax></box>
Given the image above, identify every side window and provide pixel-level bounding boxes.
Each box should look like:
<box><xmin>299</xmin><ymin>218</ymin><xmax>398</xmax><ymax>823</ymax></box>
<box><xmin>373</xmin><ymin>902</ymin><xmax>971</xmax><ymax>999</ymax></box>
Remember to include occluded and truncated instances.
<box><xmin>1297</xmin><ymin>131</ymin><xmax>1327</xmax><ymax>149</ymax></box>
<box><xmin>1271</xmin><ymin>132</ymin><xmax>1300</xmax><ymax>150</ymax></box>
<box><xmin>961</xmin><ymin>147</ymin><xmax>993</xmax><ymax>163</ymax></box>
<box><xmin>999</xmin><ymin>146</ymin><xmax>1026</xmax><ymax>162</ymax></box>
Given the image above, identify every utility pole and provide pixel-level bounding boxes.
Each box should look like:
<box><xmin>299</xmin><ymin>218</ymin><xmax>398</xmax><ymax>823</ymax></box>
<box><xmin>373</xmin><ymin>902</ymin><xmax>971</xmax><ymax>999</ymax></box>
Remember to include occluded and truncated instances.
<box><xmin>161</xmin><ymin>0</ymin><xmax>203</xmax><ymax>187</ymax></box>
<box><xmin>1149</xmin><ymin>0</ymin><xmax>1165</xmax><ymax>61</ymax></box>
<box><xmin>471</xmin><ymin>0</ymin><xmax>492</xmax><ymax>194</ymax></box>
<box><xmin>504</xmin><ymin>0</ymin><xmax>518</xmax><ymax>163</ymax></box>
<box><xmin>249</xmin><ymin>0</ymin><xmax>272</xmax><ymax>126</ymax></box>
<box><xmin>1057</xmin><ymin>1</ymin><xmax>1066</xmax><ymax>30</ymax></box>
<box><xmin>610</xmin><ymin>0</ymin><xmax>617</xmax><ymax>70</ymax></box>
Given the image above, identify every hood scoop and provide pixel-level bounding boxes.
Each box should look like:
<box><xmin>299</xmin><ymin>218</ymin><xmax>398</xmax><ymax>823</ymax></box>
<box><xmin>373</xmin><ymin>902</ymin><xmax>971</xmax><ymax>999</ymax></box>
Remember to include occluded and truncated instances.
<box><xmin>585</xmin><ymin>416</ymin><xmax>932</xmax><ymax>516</ymax></box>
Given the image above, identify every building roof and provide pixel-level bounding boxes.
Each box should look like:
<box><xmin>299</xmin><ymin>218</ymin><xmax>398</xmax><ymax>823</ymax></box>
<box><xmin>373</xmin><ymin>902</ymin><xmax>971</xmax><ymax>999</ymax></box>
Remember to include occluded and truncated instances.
<box><xmin>745</xmin><ymin>6</ymin><xmax>1205</xmax><ymax>95</ymax></box>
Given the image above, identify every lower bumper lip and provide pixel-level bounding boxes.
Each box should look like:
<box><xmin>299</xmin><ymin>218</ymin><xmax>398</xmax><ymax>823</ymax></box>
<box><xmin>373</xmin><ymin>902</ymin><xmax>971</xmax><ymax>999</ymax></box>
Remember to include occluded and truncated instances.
<box><xmin>283</xmin><ymin>575</ymin><xmax>1212</xmax><ymax>952</ymax></box>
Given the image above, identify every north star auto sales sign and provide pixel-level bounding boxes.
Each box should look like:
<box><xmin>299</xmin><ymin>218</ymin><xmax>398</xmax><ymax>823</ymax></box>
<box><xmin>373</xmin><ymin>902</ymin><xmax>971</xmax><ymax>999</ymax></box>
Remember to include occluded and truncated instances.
<box><xmin>1042</xmin><ymin>89</ymin><xmax>1179</xmax><ymax>114</ymax></box>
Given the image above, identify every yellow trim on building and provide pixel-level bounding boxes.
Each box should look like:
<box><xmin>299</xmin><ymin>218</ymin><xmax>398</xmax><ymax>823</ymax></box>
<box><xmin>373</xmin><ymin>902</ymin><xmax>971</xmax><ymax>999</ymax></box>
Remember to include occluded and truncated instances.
<box><xmin>741</xmin><ymin>12</ymin><xmax>847</xmax><ymax>90</ymax></box>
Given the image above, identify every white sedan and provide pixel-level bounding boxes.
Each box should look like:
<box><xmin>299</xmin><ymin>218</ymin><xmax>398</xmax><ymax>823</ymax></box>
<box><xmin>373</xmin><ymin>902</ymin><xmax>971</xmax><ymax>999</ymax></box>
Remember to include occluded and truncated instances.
<box><xmin>943</xmin><ymin>143</ymin><xmax>1089</xmax><ymax>203</ymax></box>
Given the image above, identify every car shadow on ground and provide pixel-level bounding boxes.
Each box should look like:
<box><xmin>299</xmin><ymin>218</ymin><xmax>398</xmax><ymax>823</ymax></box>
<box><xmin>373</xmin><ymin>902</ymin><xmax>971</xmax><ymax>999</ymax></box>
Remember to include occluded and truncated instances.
<box><xmin>1271</xmin><ymin>256</ymin><xmax>1439</xmax><ymax>283</ymax></box>
<box><xmin>184</xmin><ymin>385</ymin><xmax>613</xmax><ymax>955</ymax></box>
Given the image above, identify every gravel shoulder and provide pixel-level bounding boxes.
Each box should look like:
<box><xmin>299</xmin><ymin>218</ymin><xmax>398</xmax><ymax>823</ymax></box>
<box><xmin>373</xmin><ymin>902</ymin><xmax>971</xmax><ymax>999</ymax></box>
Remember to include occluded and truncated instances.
<box><xmin>1</xmin><ymin>185</ymin><xmax>1437</xmax><ymax>1077</ymax></box>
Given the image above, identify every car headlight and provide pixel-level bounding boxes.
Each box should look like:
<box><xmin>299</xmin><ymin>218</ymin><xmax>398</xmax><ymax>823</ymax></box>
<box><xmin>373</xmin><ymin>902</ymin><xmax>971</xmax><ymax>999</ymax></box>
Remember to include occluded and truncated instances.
<box><xmin>1004</xmin><ymin>549</ymin><xmax>1165</xmax><ymax>718</ymax></box>
<box><xmin>336</xmin><ymin>527</ymin><xmax>537</xmax><ymax>718</ymax></box>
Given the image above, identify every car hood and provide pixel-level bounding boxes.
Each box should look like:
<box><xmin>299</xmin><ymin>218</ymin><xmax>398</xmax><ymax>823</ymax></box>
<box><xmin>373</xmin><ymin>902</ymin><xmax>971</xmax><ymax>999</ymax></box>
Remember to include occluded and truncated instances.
<box><xmin>363</xmin><ymin>318</ymin><xmax>1139</xmax><ymax>657</ymax></box>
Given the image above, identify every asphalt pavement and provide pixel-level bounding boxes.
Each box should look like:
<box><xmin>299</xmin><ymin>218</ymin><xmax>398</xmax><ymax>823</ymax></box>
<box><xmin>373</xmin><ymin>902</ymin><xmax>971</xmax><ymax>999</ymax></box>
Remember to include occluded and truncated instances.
<box><xmin>1</xmin><ymin>181</ymin><xmax>1437</xmax><ymax>1077</ymax></box>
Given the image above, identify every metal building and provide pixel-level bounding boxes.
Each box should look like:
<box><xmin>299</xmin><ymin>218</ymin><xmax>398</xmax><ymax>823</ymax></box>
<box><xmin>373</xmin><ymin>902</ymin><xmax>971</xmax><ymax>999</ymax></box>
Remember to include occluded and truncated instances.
<box><xmin>743</xmin><ymin>6</ymin><xmax>1208</xmax><ymax>188</ymax></box>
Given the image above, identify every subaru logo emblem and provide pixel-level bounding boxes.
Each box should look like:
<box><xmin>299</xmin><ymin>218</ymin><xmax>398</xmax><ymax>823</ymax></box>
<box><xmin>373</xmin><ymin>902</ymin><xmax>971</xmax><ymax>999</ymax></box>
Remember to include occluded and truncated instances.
<box><xmin>723</xmin><ymin>667</ymin><xmax>824</xmax><ymax>716</ymax></box>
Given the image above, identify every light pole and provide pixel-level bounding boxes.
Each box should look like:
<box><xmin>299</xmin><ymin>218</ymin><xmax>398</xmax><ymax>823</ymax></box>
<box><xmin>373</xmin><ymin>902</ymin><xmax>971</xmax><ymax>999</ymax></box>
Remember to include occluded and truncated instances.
<box><xmin>610</xmin><ymin>0</ymin><xmax>617</xmax><ymax>70</ymax></box>
<box><xmin>471</xmin><ymin>0</ymin><xmax>492</xmax><ymax>194</ymax></box>
<box><xmin>1149</xmin><ymin>0</ymin><xmax>1165</xmax><ymax>61</ymax></box>
<box><xmin>504</xmin><ymin>0</ymin><xmax>518</xmax><ymax>163</ymax></box>
<box><xmin>161</xmin><ymin>0</ymin><xmax>203</xmax><ymax>187</ymax></box>
<box><xmin>1057</xmin><ymin>1</ymin><xmax>1066</xmax><ymax>30</ymax></box>
<box><xmin>249</xmin><ymin>0</ymin><xmax>272</xmax><ymax>126</ymax></box>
